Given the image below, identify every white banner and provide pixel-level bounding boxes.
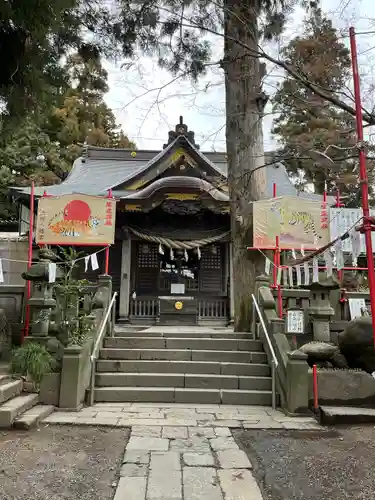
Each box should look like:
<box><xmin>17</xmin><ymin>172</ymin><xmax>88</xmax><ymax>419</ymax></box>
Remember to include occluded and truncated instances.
<box><xmin>330</xmin><ymin>208</ymin><xmax>375</xmax><ymax>254</ymax></box>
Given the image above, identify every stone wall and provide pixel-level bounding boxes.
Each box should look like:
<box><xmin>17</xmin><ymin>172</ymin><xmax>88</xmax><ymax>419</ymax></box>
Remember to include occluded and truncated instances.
<box><xmin>308</xmin><ymin>369</ymin><xmax>375</xmax><ymax>407</ymax></box>
<box><xmin>0</xmin><ymin>234</ymin><xmax>28</xmax><ymax>346</ymax></box>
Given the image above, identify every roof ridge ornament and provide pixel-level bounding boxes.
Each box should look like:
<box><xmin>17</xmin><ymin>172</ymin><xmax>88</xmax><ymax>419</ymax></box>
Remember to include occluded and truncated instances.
<box><xmin>163</xmin><ymin>116</ymin><xmax>199</xmax><ymax>149</ymax></box>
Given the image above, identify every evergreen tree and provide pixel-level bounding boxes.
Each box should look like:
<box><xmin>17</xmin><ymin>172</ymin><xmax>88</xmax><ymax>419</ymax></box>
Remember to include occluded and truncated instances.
<box><xmin>272</xmin><ymin>7</ymin><xmax>373</xmax><ymax>207</ymax></box>
<box><xmin>0</xmin><ymin>52</ymin><xmax>135</xmax><ymax>220</ymax></box>
<box><xmin>0</xmin><ymin>0</ymin><xmax>115</xmax><ymax>121</ymax></box>
<box><xmin>49</xmin><ymin>53</ymin><xmax>136</xmax><ymax>167</ymax></box>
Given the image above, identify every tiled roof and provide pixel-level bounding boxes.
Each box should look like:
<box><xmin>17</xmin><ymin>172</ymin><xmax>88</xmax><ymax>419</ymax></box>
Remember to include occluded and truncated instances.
<box><xmin>10</xmin><ymin>142</ymin><xmax>331</xmax><ymax>203</ymax></box>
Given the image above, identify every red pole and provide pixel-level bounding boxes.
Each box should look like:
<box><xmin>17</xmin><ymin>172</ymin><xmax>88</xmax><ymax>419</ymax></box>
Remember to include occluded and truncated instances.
<box><xmin>350</xmin><ymin>27</ymin><xmax>375</xmax><ymax>345</ymax></box>
<box><xmin>104</xmin><ymin>246</ymin><xmax>110</xmax><ymax>274</ymax></box>
<box><xmin>312</xmin><ymin>364</ymin><xmax>319</xmax><ymax>410</ymax></box>
<box><xmin>23</xmin><ymin>181</ymin><xmax>35</xmax><ymax>341</ymax></box>
<box><xmin>272</xmin><ymin>183</ymin><xmax>283</xmax><ymax>317</ymax></box>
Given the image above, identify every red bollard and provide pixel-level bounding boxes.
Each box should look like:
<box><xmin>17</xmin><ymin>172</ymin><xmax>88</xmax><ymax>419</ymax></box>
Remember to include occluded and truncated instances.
<box><xmin>312</xmin><ymin>364</ymin><xmax>319</xmax><ymax>411</ymax></box>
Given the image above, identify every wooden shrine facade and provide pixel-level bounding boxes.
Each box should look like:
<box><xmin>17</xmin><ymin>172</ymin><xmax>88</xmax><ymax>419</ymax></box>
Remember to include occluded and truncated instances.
<box><xmin>12</xmin><ymin>117</ymin><xmax>328</xmax><ymax>325</ymax></box>
<box><xmin>12</xmin><ymin>118</ymin><xmax>233</xmax><ymax>325</ymax></box>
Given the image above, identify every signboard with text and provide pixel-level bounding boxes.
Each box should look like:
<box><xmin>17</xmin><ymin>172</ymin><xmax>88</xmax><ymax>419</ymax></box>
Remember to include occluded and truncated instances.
<box><xmin>36</xmin><ymin>194</ymin><xmax>116</xmax><ymax>245</ymax></box>
<box><xmin>253</xmin><ymin>196</ymin><xmax>329</xmax><ymax>249</ymax></box>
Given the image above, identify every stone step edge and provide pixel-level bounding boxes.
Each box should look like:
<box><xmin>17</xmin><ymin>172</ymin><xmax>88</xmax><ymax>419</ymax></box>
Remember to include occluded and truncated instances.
<box><xmin>96</xmin><ymin>372</ymin><xmax>271</xmax><ymax>380</ymax></box>
<box><xmin>0</xmin><ymin>379</ymin><xmax>23</xmax><ymax>405</ymax></box>
<box><xmin>96</xmin><ymin>359</ymin><xmax>268</xmax><ymax>366</ymax></box>
<box><xmin>0</xmin><ymin>393</ymin><xmax>39</xmax><ymax>428</ymax></box>
<box><xmin>110</xmin><ymin>336</ymin><xmax>260</xmax><ymax>340</ymax></box>
<box><xmin>94</xmin><ymin>386</ymin><xmax>274</xmax><ymax>405</ymax></box>
<box><xmin>100</xmin><ymin>348</ymin><xmax>264</xmax><ymax>354</ymax></box>
<box><xmin>319</xmin><ymin>405</ymin><xmax>375</xmax><ymax>425</ymax></box>
<box><xmin>14</xmin><ymin>404</ymin><xmax>55</xmax><ymax>430</ymax></box>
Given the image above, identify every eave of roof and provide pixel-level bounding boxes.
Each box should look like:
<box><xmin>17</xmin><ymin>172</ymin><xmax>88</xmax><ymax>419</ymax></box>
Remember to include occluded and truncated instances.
<box><xmin>9</xmin><ymin>143</ymin><xmax>332</xmax><ymax>204</ymax></box>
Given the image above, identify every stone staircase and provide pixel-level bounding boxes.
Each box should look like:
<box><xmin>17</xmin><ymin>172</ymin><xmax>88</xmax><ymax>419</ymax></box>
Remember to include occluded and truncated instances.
<box><xmin>94</xmin><ymin>326</ymin><xmax>274</xmax><ymax>405</ymax></box>
<box><xmin>0</xmin><ymin>373</ymin><xmax>54</xmax><ymax>429</ymax></box>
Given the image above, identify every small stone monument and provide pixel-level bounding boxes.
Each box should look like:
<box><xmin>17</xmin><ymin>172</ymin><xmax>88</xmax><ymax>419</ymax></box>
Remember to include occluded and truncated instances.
<box><xmin>305</xmin><ymin>276</ymin><xmax>339</xmax><ymax>342</ymax></box>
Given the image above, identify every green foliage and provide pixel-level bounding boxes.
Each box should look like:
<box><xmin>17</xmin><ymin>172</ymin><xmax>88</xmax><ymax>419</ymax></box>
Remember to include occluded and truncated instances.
<box><xmin>271</xmin><ymin>7</ymin><xmax>374</xmax><ymax>207</ymax></box>
<box><xmin>53</xmin><ymin>255</ymin><xmax>95</xmax><ymax>346</ymax></box>
<box><xmin>0</xmin><ymin>0</ymin><xmax>116</xmax><ymax>119</ymax></box>
<box><xmin>112</xmin><ymin>0</ymin><xmax>292</xmax><ymax>80</ymax></box>
<box><xmin>67</xmin><ymin>317</ymin><xmax>92</xmax><ymax>346</ymax></box>
<box><xmin>11</xmin><ymin>342</ymin><xmax>57</xmax><ymax>386</ymax></box>
<box><xmin>0</xmin><ymin>51</ymin><xmax>135</xmax><ymax>221</ymax></box>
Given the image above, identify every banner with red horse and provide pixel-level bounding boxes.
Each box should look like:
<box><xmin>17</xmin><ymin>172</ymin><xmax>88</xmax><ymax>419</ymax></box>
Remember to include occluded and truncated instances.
<box><xmin>36</xmin><ymin>194</ymin><xmax>116</xmax><ymax>245</ymax></box>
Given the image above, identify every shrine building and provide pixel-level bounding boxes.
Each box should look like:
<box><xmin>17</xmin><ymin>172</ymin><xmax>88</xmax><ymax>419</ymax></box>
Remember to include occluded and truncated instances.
<box><xmin>11</xmin><ymin>118</ymin><xmax>327</xmax><ymax>325</ymax></box>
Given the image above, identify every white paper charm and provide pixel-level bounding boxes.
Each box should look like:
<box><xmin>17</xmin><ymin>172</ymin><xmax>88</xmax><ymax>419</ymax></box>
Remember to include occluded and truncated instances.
<box><xmin>283</xmin><ymin>268</ymin><xmax>288</xmax><ymax>287</ymax></box>
<box><xmin>350</xmin><ymin>227</ymin><xmax>361</xmax><ymax>266</ymax></box>
<box><xmin>291</xmin><ymin>248</ymin><xmax>297</xmax><ymax>260</ymax></box>
<box><xmin>0</xmin><ymin>258</ymin><xmax>4</xmax><ymax>283</ymax></box>
<box><xmin>91</xmin><ymin>253</ymin><xmax>99</xmax><ymax>271</ymax></box>
<box><xmin>324</xmin><ymin>249</ymin><xmax>333</xmax><ymax>277</ymax></box>
<box><xmin>277</xmin><ymin>267</ymin><xmax>282</xmax><ymax>285</ymax></box>
<box><xmin>304</xmin><ymin>261</ymin><xmax>310</xmax><ymax>285</ymax></box>
<box><xmin>184</xmin><ymin>249</ymin><xmax>188</xmax><ymax>261</ymax></box>
<box><xmin>264</xmin><ymin>258</ymin><xmax>271</xmax><ymax>275</ymax></box>
<box><xmin>301</xmin><ymin>244</ymin><xmax>305</xmax><ymax>257</ymax></box>
<box><xmin>158</xmin><ymin>244</ymin><xmax>164</xmax><ymax>255</ymax></box>
<box><xmin>313</xmin><ymin>257</ymin><xmax>319</xmax><ymax>282</ymax></box>
<box><xmin>197</xmin><ymin>247</ymin><xmax>201</xmax><ymax>260</ymax></box>
<box><xmin>48</xmin><ymin>262</ymin><xmax>57</xmax><ymax>283</ymax></box>
<box><xmin>335</xmin><ymin>239</ymin><xmax>344</xmax><ymax>270</ymax></box>
<box><xmin>296</xmin><ymin>265</ymin><xmax>302</xmax><ymax>286</ymax></box>
<box><xmin>170</xmin><ymin>248</ymin><xmax>174</xmax><ymax>260</ymax></box>
<box><xmin>288</xmin><ymin>266</ymin><xmax>294</xmax><ymax>287</ymax></box>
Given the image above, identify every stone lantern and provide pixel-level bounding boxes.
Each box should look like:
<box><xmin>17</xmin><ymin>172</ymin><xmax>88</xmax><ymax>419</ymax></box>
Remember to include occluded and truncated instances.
<box><xmin>22</xmin><ymin>248</ymin><xmax>63</xmax><ymax>338</ymax></box>
<box><xmin>305</xmin><ymin>276</ymin><xmax>340</xmax><ymax>342</ymax></box>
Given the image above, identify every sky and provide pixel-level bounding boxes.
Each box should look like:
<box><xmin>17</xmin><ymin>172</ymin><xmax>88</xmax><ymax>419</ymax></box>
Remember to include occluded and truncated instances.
<box><xmin>104</xmin><ymin>0</ymin><xmax>375</xmax><ymax>153</ymax></box>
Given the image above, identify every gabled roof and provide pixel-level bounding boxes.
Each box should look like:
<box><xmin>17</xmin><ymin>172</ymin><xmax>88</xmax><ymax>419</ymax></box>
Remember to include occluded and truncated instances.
<box><xmin>9</xmin><ymin>117</ymin><xmax>332</xmax><ymax>204</ymax></box>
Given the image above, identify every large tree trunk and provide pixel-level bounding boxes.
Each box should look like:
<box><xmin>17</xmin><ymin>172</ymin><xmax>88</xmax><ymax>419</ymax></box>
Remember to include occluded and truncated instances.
<box><xmin>224</xmin><ymin>0</ymin><xmax>267</xmax><ymax>331</ymax></box>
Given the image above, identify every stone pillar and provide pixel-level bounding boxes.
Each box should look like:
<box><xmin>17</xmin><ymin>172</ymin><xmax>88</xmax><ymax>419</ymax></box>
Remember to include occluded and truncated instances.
<box><xmin>252</xmin><ymin>276</ymin><xmax>272</xmax><ymax>335</ymax></box>
<box><xmin>59</xmin><ymin>341</ymin><xmax>92</xmax><ymax>410</ymax></box>
<box><xmin>228</xmin><ymin>242</ymin><xmax>234</xmax><ymax>325</ymax></box>
<box><xmin>285</xmin><ymin>350</ymin><xmax>309</xmax><ymax>414</ymax></box>
<box><xmin>119</xmin><ymin>236</ymin><xmax>132</xmax><ymax>321</ymax></box>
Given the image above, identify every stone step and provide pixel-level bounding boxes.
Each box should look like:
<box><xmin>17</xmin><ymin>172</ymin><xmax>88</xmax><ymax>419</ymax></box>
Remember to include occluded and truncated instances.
<box><xmin>0</xmin><ymin>374</ymin><xmax>11</xmax><ymax>384</ymax></box>
<box><xmin>0</xmin><ymin>393</ymin><xmax>39</xmax><ymax>428</ymax></box>
<box><xmin>96</xmin><ymin>359</ymin><xmax>271</xmax><ymax>377</ymax></box>
<box><xmin>319</xmin><ymin>406</ymin><xmax>375</xmax><ymax>425</ymax></box>
<box><xmin>14</xmin><ymin>404</ymin><xmax>55</xmax><ymax>430</ymax></box>
<box><xmin>113</xmin><ymin>329</ymin><xmax>253</xmax><ymax>339</ymax></box>
<box><xmin>99</xmin><ymin>348</ymin><xmax>267</xmax><ymax>364</ymax></box>
<box><xmin>95</xmin><ymin>372</ymin><xmax>272</xmax><ymax>391</ymax></box>
<box><xmin>0</xmin><ymin>379</ymin><xmax>23</xmax><ymax>405</ymax></box>
<box><xmin>105</xmin><ymin>337</ymin><xmax>262</xmax><ymax>351</ymax></box>
<box><xmin>94</xmin><ymin>386</ymin><xmax>274</xmax><ymax>405</ymax></box>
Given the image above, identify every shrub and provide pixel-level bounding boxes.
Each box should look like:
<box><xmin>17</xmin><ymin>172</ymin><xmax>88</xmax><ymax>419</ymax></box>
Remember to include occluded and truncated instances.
<box><xmin>11</xmin><ymin>342</ymin><xmax>57</xmax><ymax>387</ymax></box>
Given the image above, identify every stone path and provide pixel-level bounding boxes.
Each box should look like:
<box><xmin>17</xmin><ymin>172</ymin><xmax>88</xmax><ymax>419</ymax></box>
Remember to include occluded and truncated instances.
<box><xmin>44</xmin><ymin>404</ymin><xmax>319</xmax><ymax>500</ymax></box>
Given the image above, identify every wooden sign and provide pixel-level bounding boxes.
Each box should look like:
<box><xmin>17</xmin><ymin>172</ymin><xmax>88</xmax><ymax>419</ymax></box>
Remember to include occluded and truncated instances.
<box><xmin>348</xmin><ymin>298</ymin><xmax>367</xmax><ymax>319</ymax></box>
<box><xmin>286</xmin><ymin>309</ymin><xmax>304</xmax><ymax>334</ymax></box>
<box><xmin>36</xmin><ymin>194</ymin><xmax>116</xmax><ymax>245</ymax></box>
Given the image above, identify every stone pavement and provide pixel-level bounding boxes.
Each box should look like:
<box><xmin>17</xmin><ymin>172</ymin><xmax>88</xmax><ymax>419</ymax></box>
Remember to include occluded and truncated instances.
<box><xmin>44</xmin><ymin>404</ymin><xmax>319</xmax><ymax>500</ymax></box>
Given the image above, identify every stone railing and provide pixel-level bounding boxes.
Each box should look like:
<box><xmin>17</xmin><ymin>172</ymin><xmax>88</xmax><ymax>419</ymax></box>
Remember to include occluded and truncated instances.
<box><xmin>255</xmin><ymin>279</ymin><xmax>309</xmax><ymax>415</ymax></box>
<box><xmin>270</xmin><ymin>286</ymin><xmax>370</xmax><ymax>344</ymax></box>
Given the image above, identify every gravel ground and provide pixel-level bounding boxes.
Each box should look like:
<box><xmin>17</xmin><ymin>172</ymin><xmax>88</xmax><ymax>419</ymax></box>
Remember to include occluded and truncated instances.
<box><xmin>0</xmin><ymin>425</ymin><xmax>130</xmax><ymax>500</ymax></box>
<box><xmin>233</xmin><ymin>426</ymin><xmax>375</xmax><ymax>500</ymax></box>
